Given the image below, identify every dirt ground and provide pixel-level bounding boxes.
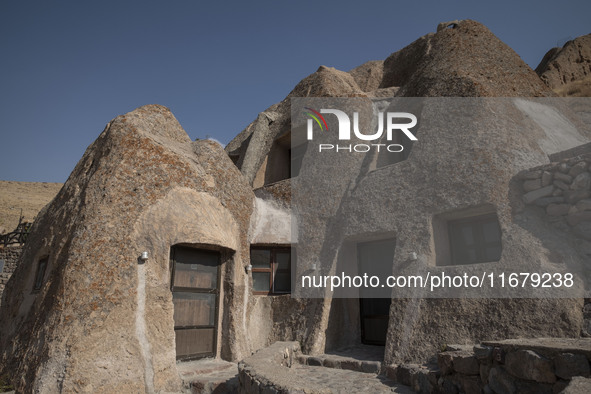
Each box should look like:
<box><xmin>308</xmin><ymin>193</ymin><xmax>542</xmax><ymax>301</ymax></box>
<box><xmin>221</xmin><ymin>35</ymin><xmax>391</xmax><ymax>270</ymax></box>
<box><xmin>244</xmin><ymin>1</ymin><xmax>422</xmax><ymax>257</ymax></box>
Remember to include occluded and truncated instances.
<box><xmin>0</xmin><ymin>180</ymin><xmax>62</xmax><ymax>234</ymax></box>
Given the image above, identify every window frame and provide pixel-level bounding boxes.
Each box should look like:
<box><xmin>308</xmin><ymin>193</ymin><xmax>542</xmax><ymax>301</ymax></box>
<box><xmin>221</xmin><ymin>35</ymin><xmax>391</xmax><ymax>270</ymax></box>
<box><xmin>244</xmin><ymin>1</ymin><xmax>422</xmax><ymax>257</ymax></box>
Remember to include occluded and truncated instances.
<box><xmin>32</xmin><ymin>257</ymin><xmax>48</xmax><ymax>293</ymax></box>
<box><xmin>250</xmin><ymin>246</ymin><xmax>292</xmax><ymax>295</ymax></box>
<box><xmin>447</xmin><ymin>213</ymin><xmax>502</xmax><ymax>266</ymax></box>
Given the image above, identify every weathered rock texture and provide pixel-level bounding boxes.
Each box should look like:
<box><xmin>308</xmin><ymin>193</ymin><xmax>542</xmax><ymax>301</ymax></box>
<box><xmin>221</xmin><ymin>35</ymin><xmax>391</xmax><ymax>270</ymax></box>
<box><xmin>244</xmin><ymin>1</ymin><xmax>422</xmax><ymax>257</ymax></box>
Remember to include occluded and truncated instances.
<box><xmin>0</xmin><ymin>105</ymin><xmax>255</xmax><ymax>393</ymax></box>
<box><xmin>227</xmin><ymin>20</ymin><xmax>590</xmax><ymax>364</ymax></box>
<box><xmin>227</xmin><ymin>20</ymin><xmax>556</xmax><ymax>188</ymax></box>
<box><xmin>382</xmin><ymin>20</ymin><xmax>553</xmax><ymax>97</ymax></box>
<box><xmin>537</xmin><ymin>34</ymin><xmax>591</xmax><ymax>89</ymax></box>
<box><xmin>1</xmin><ymin>19</ymin><xmax>590</xmax><ymax>393</ymax></box>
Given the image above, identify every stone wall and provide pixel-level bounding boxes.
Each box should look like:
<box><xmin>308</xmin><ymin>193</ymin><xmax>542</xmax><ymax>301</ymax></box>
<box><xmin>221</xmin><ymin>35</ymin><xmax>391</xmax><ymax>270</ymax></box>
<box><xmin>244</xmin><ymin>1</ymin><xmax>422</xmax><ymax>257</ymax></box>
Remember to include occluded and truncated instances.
<box><xmin>519</xmin><ymin>150</ymin><xmax>591</xmax><ymax>336</ymax></box>
<box><xmin>0</xmin><ymin>245</ymin><xmax>22</xmax><ymax>307</ymax></box>
<box><xmin>238</xmin><ymin>341</ymin><xmax>300</xmax><ymax>393</ymax></box>
<box><xmin>439</xmin><ymin>339</ymin><xmax>591</xmax><ymax>393</ymax></box>
<box><xmin>520</xmin><ymin>152</ymin><xmax>591</xmax><ymax>243</ymax></box>
<box><xmin>385</xmin><ymin>338</ymin><xmax>591</xmax><ymax>393</ymax></box>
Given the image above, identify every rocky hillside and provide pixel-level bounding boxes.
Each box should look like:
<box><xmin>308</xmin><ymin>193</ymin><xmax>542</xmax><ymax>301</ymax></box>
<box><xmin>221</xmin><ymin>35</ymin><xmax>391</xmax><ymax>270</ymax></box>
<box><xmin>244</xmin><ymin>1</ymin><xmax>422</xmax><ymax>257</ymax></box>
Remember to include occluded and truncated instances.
<box><xmin>536</xmin><ymin>33</ymin><xmax>591</xmax><ymax>94</ymax></box>
<box><xmin>0</xmin><ymin>181</ymin><xmax>62</xmax><ymax>234</ymax></box>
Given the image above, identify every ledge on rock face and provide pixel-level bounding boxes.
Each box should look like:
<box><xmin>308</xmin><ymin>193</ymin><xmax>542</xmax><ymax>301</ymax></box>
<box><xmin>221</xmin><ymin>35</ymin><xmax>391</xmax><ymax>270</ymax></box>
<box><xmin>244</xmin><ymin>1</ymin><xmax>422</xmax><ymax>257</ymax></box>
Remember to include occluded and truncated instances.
<box><xmin>481</xmin><ymin>338</ymin><xmax>591</xmax><ymax>359</ymax></box>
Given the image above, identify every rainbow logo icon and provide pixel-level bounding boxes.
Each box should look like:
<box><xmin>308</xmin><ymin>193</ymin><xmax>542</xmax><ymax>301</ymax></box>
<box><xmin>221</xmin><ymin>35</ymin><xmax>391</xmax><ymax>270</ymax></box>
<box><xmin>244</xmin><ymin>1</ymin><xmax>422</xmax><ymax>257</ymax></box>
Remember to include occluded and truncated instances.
<box><xmin>303</xmin><ymin>107</ymin><xmax>329</xmax><ymax>131</ymax></box>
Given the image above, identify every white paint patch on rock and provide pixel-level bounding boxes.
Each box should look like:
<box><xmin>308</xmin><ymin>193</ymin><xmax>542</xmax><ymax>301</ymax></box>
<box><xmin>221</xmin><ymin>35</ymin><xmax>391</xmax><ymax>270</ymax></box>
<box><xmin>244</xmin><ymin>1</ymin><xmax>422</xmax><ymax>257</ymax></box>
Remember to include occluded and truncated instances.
<box><xmin>513</xmin><ymin>99</ymin><xmax>589</xmax><ymax>155</ymax></box>
<box><xmin>249</xmin><ymin>197</ymin><xmax>294</xmax><ymax>244</ymax></box>
<box><xmin>136</xmin><ymin>263</ymin><xmax>155</xmax><ymax>394</ymax></box>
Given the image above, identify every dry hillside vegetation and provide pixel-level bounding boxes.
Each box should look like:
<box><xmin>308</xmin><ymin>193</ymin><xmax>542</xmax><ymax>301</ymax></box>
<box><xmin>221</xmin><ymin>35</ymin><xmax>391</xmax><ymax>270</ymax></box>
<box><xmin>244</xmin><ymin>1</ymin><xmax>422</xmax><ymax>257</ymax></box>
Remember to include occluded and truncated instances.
<box><xmin>554</xmin><ymin>75</ymin><xmax>591</xmax><ymax>97</ymax></box>
<box><xmin>0</xmin><ymin>180</ymin><xmax>62</xmax><ymax>234</ymax></box>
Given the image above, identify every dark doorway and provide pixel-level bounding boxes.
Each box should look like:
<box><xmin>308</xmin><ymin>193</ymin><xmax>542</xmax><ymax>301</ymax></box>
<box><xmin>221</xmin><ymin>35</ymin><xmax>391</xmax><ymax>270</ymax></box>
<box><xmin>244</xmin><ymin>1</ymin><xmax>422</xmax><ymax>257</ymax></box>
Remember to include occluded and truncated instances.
<box><xmin>357</xmin><ymin>238</ymin><xmax>395</xmax><ymax>345</ymax></box>
<box><xmin>170</xmin><ymin>245</ymin><xmax>221</xmax><ymax>360</ymax></box>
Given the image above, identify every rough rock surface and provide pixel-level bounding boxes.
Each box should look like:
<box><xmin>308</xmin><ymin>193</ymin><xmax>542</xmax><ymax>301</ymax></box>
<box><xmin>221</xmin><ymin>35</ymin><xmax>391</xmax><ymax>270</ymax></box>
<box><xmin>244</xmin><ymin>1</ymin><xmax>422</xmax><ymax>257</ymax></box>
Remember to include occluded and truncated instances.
<box><xmin>227</xmin><ymin>19</ymin><xmax>588</xmax><ymax>364</ymax></box>
<box><xmin>387</xmin><ymin>20</ymin><xmax>554</xmax><ymax>97</ymax></box>
<box><xmin>349</xmin><ymin>60</ymin><xmax>384</xmax><ymax>93</ymax></box>
<box><xmin>2</xmin><ymin>19</ymin><xmax>588</xmax><ymax>393</ymax></box>
<box><xmin>536</xmin><ymin>34</ymin><xmax>591</xmax><ymax>89</ymax></box>
<box><xmin>562</xmin><ymin>376</ymin><xmax>591</xmax><ymax>393</ymax></box>
<box><xmin>227</xmin><ymin>20</ymin><xmax>556</xmax><ymax>187</ymax></box>
<box><xmin>0</xmin><ymin>105</ymin><xmax>255</xmax><ymax>393</ymax></box>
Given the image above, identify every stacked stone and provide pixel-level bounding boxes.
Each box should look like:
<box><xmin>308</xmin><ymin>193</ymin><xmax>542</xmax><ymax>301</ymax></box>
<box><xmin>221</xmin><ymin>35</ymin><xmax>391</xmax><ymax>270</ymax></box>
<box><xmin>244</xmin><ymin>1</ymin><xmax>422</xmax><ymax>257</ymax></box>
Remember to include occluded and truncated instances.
<box><xmin>0</xmin><ymin>245</ymin><xmax>22</xmax><ymax>305</ymax></box>
<box><xmin>521</xmin><ymin>153</ymin><xmax>591</xmax><ymax>241</ymax></box>
<box><xmin>434</xmin><ymin>341</ymin><xmax>591</xmax><ymax>393</ymax></box>
<box><xmin>585</xmin><ymin>300</ymin><xmax>591</xmax><ymax>338</ymax></box>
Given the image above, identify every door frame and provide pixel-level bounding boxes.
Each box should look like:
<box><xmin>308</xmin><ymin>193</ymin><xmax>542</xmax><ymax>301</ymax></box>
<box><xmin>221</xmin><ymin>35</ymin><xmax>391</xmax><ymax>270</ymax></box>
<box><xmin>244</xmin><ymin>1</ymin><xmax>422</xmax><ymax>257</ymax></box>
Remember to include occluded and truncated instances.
<box><xmin>170</xmin><ymin>245</ymin><xmax>222</xmax><ymax>361</ymax></box>
<box><xmin>357</xmin><ymin>238</ymin><xmax>395</xmax><ymax>346</ymax></box>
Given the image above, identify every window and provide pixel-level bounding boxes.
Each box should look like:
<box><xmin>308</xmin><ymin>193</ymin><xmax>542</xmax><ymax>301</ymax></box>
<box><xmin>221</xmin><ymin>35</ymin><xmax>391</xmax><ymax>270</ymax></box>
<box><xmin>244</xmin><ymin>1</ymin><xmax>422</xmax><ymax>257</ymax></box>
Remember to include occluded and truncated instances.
<box><xmin>257</xmin><ymin>127</ymin><xmax>308</xmax><ymax>186</ymax></box>
<box><xmin>263</xmin><ymin>137</ymin><xmax>291</xmax><ymax>185</ymax></box>
<box><xmin>433</xmin><ymin>205</ymin><xmax>502</xmax><ymax>266</ymax></box>
<box><xmin>33</xmin><ymin>257</ymin><xmax>48</xmax><ymax>292</ymax></box>
<box><xmin>448</xmin><ymin>214</ymin><xmax>502</xmax><ymax>265</ymax></box>
<box><xmin>250</xmin><ymin>247</ymin><xmax>291</xmax><ymax>294</ymax></box>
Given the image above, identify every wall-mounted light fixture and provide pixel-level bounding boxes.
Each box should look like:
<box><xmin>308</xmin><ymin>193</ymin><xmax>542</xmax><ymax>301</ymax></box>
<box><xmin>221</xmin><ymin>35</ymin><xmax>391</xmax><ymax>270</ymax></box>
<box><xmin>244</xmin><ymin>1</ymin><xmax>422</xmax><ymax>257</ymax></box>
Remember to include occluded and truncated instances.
<box><xmin>409</xmin><ymin>252</ymin><xmax>418</xmax><ymax>261</ymax></box>
<box><xmin>140</xmin><ymin>251</ymin><xmax>149</xmax><ymax>262</ymax></box>
<box><xmin>245</xmin><ymin>264</ymin><xmax>252</xmax><ymax>273</ymax></box>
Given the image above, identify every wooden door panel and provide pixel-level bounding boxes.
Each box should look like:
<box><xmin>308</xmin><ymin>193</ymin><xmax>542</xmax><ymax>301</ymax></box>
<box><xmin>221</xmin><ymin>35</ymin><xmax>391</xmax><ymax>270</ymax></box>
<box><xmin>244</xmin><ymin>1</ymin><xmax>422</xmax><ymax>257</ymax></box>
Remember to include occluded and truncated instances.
<box><xmin>171</xmin><ymin>246</ymin><xmax>220</xmax><ymax>360</ymax></box>
<box><xmin>172</xmin><ymin>292</ymin><xmax>215</xmax><ymax>327</ymax></box>
<box><xmin>175</xmin><ymin>328</ymin><xmax>215</xmax><ymax>358</ymax></box>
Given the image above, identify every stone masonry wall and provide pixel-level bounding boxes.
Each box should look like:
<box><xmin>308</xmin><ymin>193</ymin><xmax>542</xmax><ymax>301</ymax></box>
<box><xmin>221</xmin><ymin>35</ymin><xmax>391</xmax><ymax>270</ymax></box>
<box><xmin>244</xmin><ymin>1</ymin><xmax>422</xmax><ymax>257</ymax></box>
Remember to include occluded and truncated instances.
<box><xmin>520</xmin><ymin>152</ymin><xmax>591</xmax><ymax>242</ymax></box>
<box><xmin>437</xmin><ymin>339</ymin><xmax>591</xmax><ymax>393</ymax></box>
<box><xmin>0</xmin><ymin>245</ymin><xmax>22</xmax><ymax>307</ymax></box>
<box><xmin>519</xmin><ymin>151</ymin><xmax>591</xmax><ymax>338</ymax></box>
<box><xmin>384</xmin><ymin>339</ymin><xmax>591</xmax><ymax>393</ymax></box>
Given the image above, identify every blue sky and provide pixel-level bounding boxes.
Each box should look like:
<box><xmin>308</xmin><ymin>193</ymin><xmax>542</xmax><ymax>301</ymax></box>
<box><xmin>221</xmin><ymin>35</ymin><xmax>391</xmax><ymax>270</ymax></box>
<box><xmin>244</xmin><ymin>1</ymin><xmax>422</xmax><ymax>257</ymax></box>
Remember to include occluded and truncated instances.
<box><xmin>1</xmin><ymin>0</ymin><xmax>589</xmax><ymax>182</ymax></box>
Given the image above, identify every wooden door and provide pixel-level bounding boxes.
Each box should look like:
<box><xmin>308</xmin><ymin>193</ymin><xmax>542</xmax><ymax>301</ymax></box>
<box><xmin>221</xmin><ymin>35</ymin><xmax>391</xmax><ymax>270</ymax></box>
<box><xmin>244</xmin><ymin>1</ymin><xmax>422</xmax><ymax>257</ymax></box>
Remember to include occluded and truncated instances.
<box><xmin>170</xmin><ymin>246</ymin><xmax>220</xmax><ymax>360</ymax></box>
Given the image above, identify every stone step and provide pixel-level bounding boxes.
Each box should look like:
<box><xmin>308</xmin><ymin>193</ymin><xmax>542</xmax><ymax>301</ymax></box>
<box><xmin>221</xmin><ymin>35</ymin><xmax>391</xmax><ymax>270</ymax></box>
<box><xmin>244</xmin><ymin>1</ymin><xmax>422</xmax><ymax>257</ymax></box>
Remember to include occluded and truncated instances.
<box><xmin>176</xmin><ymin>359</ymin><xmax>239</xmax><ymax>394</ymax></box>
<box><xmin>298</xmin><ymin>353</ymin><xmax>382</xmax><ymax>374</ymax></box>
